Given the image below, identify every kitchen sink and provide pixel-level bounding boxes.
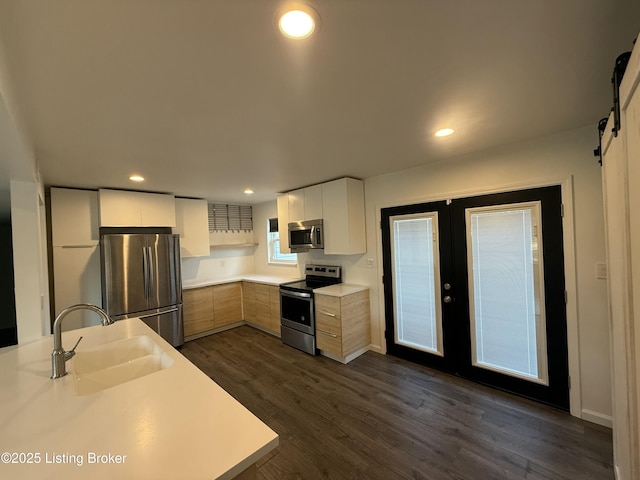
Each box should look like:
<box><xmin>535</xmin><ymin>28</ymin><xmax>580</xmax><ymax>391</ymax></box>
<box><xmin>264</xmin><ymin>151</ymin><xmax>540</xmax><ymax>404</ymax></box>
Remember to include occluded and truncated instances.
<box><xmin>72</xmin><ymin>335</ymin><xmax>173</xmax><ymax>395</ymax></box>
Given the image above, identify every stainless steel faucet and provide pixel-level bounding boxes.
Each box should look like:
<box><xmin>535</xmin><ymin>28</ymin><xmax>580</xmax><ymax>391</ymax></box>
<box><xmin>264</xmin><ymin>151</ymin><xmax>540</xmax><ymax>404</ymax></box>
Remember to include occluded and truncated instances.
<box><xmin>51</xmin><ymin>303</ymin><xmax>114</xmax><ymax>379</ymax></box>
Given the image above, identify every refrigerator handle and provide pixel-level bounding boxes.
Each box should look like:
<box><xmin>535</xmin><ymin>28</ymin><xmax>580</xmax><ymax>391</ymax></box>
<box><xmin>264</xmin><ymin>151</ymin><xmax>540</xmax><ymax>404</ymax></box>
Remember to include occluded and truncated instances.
<box><xmin>143</xmin><ymin>246</ymin><xmax>150</xmax><ymax>303</ymax></box>
<box><xmin>147</xmin><ymin>245</ymin><xmax>155</xmax><ymax>302</ymax></box>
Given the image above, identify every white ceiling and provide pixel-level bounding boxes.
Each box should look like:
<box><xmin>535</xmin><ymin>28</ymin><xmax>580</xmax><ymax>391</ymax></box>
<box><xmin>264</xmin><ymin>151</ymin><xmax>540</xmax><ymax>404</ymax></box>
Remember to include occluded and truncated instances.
<box><xmin>0</xmin><ymin>0</ymin><xmax>638</xmax><ymax>206</ymax></box>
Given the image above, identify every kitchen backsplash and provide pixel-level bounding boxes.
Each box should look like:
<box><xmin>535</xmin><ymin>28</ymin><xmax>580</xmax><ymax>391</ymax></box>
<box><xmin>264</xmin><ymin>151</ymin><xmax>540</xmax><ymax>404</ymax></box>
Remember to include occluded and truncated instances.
<box><xmin>181</xmin><ymin>247</ymin><xmax>255</xmax><ymax>284</ymax></box>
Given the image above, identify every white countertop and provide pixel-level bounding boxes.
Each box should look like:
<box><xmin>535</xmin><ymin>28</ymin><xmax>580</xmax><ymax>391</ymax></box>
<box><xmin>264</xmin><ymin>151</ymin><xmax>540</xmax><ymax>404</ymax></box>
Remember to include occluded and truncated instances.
<box><xmin>183</xmin><ymin>274</ymin><xmax>301</xmax><ymax>289</ymax></box>
<box><xmin>313</xmin><ymin>283</ymin><xmax>369</xmax><ymax>297</ymax></box>
<box><xmin>0</xmin><ymin>319</ymin><xmax>278</xmax><ymax>479</ymax></box>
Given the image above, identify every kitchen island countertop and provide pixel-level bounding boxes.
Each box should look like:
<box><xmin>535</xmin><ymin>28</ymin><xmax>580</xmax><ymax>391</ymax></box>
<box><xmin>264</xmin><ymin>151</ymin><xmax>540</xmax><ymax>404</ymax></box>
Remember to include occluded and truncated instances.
<box><xmin>0</xmin><ymin>318</ymin><xmax>278</xmax><ymax>479</ymax></box>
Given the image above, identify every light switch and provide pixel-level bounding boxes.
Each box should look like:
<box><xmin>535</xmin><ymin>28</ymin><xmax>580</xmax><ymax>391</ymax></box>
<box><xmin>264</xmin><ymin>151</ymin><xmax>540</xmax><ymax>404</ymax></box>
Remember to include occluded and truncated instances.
<box><xmin>596</xmin><ymin>262</ymin><xmax>607</xmax><ymax>280</ymax></box>
<box><xmin>366</xmin><ymin>258</ymin><xmax>374</xmax><ymax>268</ymax></box>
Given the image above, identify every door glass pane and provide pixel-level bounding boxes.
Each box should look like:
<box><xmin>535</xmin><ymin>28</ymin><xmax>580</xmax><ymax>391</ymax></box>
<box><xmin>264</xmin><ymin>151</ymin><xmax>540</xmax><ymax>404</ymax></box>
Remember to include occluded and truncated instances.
<box><xmin>466</xmin><ymin>202</ymin><xmax>548</xmax><ymax>384</ymax></box>
<box><xmin>390</xmin><ymin>213</ymin><xmax>443</xmax><ymax>355</ymax></box>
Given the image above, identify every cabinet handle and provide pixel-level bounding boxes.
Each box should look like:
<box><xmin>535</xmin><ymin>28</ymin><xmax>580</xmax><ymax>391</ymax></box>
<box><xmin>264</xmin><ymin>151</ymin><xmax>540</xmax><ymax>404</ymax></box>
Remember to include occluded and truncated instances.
<box><xmin>317</xmin><ymin>329</ymin><xmax>338</xmax><ymax>338</ymax></box>
<box><xmin>319</xmin><ymin>311</ymin><xmax>337</xmax><ymax>317</ymax></box>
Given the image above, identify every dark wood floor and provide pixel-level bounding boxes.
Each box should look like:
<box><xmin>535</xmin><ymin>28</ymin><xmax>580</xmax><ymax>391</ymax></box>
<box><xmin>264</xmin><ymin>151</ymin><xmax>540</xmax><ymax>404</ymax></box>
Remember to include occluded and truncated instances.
<box><xmin>180</xmin><ymin>326</ymin><xmax>613</xmax><ymax>480</ymax></box>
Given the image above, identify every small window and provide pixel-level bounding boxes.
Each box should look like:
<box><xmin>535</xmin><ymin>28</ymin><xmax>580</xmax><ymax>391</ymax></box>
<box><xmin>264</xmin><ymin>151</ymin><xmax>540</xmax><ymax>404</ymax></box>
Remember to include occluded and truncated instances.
<box><xmin>268</xmin><ymin>218</ymin><xmax>297</xmax><ymax>264</ymax></box>
<box><xmin>208</xmin><ymin>203</ymin><xmax>253</xmax><ymax>232</ymax></box>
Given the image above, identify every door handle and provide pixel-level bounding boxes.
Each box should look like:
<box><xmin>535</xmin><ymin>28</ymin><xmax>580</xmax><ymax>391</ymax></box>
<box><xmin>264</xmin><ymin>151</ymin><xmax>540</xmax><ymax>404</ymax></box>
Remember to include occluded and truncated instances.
<box><xmin>443</xmin><ymin>295</ymin><xmax>454</xmax><ymax>304</ymax></box>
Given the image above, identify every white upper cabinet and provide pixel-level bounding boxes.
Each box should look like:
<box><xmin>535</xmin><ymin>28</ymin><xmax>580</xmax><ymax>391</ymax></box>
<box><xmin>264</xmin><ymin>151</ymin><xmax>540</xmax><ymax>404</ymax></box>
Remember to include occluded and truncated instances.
<box><xmin>50</xmin><ymin>187</ymin><xmax>100</xmax><ymax>246</ymax></box>
<box><xmin>98</xmin><ymin>189</ymin><xmax>141</xmax><ymax>226</ymax></box>
<box><xmin>174</xmin><ymin>198</ymin><xmax>210</xmax><ymax>257</ymax></box>
<box><xmin>99</xmin><ymin>189</ymin><xmax>176</xmax><ymax>227</ymax></box>
<box><xmin>322</xmin><ymin>178</ymin><xmax>366</xmax><ymax>255</ymax></box>
<box><xmin>287</xmin><ymin>185</ymin><xmax>323</xmax><ymax>222</ymax></box>
<box><xmin>277</xmin><ymin>177</ymin><xmax>366</xmax><ymax>255</ymax></box>
<box><xmin>138</xmin><ymin>192</ymin><xmax>176</xmax><ymax>226</ymax></box>
<box><xmin>276</xmin><ymin>193</ymin><xmax>291</xmax><ymax>254</ymax></box>
<box><xmin>304</xmin><ymin>184</ymin><xmax>323</xmax><ymax>220</ymax></box>
<box><xmin>288</xmin><ymin>189</ymin><xmax>305</xmax><ymax>222</ymax></box>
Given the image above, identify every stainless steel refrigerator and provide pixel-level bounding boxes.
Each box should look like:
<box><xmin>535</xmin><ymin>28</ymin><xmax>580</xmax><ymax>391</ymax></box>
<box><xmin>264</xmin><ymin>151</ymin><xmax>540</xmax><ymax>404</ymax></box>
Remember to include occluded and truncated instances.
<box><xmin>100</xmin><ymin>233</ymin><xmax>184</xmax><ymax>346</ymax></box>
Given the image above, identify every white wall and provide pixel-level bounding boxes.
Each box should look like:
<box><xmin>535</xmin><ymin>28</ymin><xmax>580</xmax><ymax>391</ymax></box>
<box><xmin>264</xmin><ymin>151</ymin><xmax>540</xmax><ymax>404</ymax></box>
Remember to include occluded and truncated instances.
<box><xmin>354</xmin><ymin>125</ymin><xmax>610</xmax><ymax>424</ymax></box>
<box><xmin>181</xmin><ymin>231</ymin><xmax>256</xmax><ymax>284</ymax></box>
<box><xmin>10</xmin><ymin>180</ymin><xmax>50</xmax><ymax>343</ymax></box>
<box><xmin>0</xmin><ymin>37</ymin><xmax>49</xmax><ymax>344</ymax></box>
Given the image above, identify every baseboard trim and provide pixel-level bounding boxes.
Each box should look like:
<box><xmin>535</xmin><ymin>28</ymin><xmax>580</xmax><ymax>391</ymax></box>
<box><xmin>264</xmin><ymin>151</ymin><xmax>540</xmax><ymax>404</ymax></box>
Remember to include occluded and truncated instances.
<box><xmin>319</xmin><ymin>346</ymin><xmax>369</xmax><ymax>364</ymax></box>
<box><xmin>581</xmin><ymin>409</ymin><xmax>613</xmax><ymax>428</ymax></box>
<box><xmin>184</xmin><ymin>321</ymin><xmax>246</xmax><ymax>342</ymax></box>
<box><xmin>246</xmin><ymin>323</ymin><xmax>281</xmax><ymax>338</ymax></box>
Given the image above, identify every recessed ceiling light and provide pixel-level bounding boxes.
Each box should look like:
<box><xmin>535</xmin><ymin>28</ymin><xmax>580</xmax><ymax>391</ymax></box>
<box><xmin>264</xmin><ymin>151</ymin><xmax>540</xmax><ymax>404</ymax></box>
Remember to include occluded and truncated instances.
<box><xmin>244</xmin><ymin>188</ymin><xmax>254</xmax><ymax>195</ymax></box>
<box><xmin>435</xmin><ymin>128</ymin><xmax>455</xmax><ymax>137</ymax></box>
<box><xmin>279</xmin><ymin>7</ymin><xmax>317</xmax><ymax>39</ymax></box>
<box><xmin>129</xmin><ymin>175</ymin><xmax>145</xmax><ymax>182</ymax></box>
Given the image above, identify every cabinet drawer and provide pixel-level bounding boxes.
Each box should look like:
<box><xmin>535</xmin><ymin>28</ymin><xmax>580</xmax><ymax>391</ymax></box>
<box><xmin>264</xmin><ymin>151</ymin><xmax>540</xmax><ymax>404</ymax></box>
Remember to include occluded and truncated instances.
<box><xmin>315</xmin><ymin>294</ymin><xmax>340</xmax><ymax>318</ymax></box>
<box><xmin>316</xmin><ymin>312</ymin><xmax>341</xmax><ymax>335</ymax></box>
<box><xmin>316</xmin><ymin>329</ymin><xmax>341</xmax><ymax>356</ymax></box>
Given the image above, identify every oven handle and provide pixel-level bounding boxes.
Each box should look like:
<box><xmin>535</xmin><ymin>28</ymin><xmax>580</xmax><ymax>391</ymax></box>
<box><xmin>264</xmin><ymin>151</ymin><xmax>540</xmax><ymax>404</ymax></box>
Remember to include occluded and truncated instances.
<box><xmin>280</xmin><ymin>289</ymin><xmax>312</xmax><ymax>299</ymax></box>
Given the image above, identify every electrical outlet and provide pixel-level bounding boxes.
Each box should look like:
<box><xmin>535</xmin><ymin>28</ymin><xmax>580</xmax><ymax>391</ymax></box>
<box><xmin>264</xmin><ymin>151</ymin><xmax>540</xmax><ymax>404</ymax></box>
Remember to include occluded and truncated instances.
<box><xmin>596</xmin><ymin>262</ymin><xmax>607</xmax><ymax>280</ymax></box>
<box><xmin>220</xmin><ymin>260</ymin><xmax>225</xmax><ymax>269</ymax></box>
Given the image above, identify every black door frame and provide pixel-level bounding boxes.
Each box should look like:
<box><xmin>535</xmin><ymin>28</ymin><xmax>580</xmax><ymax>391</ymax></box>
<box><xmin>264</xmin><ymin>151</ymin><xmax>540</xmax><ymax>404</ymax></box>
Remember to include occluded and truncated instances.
<box><xmin>381</xmin><ymin>185</ymin><xmax>570</xmax><ymax>410</ymax></box>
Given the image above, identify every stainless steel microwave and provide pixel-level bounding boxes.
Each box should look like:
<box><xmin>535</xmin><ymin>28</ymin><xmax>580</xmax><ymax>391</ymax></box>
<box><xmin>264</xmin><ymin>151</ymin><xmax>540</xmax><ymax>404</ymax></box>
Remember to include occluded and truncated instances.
<box><xmin>288</xmin><ymin>219</ymin><xmax>324</xmax><ymax>252</ymax></box>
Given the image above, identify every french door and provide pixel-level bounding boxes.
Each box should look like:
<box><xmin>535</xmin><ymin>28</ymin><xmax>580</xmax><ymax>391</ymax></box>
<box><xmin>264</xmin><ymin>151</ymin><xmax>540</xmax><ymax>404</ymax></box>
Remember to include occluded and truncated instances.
<box><xmin>381</xmin><ymin>186</ymin><xmax>569</xmax><ymax>410</ymax></box>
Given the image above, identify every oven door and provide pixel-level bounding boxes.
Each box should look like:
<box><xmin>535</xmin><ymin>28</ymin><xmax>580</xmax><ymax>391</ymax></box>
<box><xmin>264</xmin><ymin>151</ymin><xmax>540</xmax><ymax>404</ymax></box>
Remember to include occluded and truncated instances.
<box><xmin>280</xmin><ymin>289</ymin><xmax>315</xmax><ymax>335</ymax></box>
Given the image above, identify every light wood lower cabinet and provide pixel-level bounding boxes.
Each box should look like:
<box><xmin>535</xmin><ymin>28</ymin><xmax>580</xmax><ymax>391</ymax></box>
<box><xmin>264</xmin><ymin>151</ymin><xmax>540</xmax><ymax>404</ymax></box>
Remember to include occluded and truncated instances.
<box><xmin>213</xmin><ymin>283</ymin><xmax>243</xmax><ymax>328</ymax></box>
<box><xmin>183</xmin><ymin>287</ymin><xmax>214</xmax><ymax>336</ymax></box>
<box><xmin>242</xmin><ymin>281</ymin><xmax>256</xmax><ymax>322</ymax></box>
<box><xmin>315</xmin><ymin>289</ymin><xmax>370</xmax><ymax>362</ymax></box>
<box><xmin>184</xmin><ymin>281</ymin><xmax>282</xmax><ymax>339</ymax></box>
<box><xmin>183</xmin><ymin>282</ymin><xmax>243</xmax><ymax>337</ymax></box>
<box><xmin>269</xmin><ymin>287</ymin><xmax>280</xmax><ymax>332</ymax></box>
<box><xmin>242</xmin><ymin>282</ymin><xmax>281</xmax><ymax>335</ymax></box>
